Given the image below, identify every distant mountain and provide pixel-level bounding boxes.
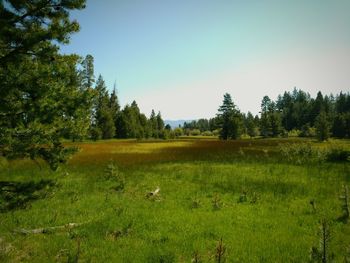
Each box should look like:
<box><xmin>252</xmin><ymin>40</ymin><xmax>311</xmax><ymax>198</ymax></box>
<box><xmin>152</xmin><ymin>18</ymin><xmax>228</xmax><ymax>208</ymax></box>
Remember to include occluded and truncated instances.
<box><xmin>164</xmin><ymin>120</ymin><xmax>194</xmax><ymax>129</ymax></box>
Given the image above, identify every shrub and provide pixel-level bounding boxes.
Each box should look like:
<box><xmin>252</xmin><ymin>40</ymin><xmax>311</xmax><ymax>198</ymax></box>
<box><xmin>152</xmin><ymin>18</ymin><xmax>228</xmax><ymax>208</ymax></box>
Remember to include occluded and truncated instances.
<box><xmin>173</xmin><ymin>127</ymin><xmax>183</xmax><ymax>137</ymax></box>
<box><xmin>190</xmin><ymin>129</ymin><xmax>201</xmax><ymax>136</ymax></box>
<box><xmin>278</xmin><ymin>143</ymin><xmax>326</xmax><ymax>164</ymax></box>
<box><xmin>90</xmin><ymin>127</ymin><xmax>102</xmax><ymax>141</ymax></box>
<box><xmin>324</xmin><ymin>147</ymin><xmax>350</xmax><ymax>162</ymax></box>
<box><xmin>288</xmin><ymin>129</ymin><xmax>301</xmax><ymax>137</ymax></box>
<box><xmin>300</xmin><ymin>124</ymin><xmax>316</xmax><ymax>137</ymax></box>
<box><xmin>212</xmin><ymin>129</ymin><xmax>221</xmax><ymax>136</ymax></box>
<box><xmin>201</xmin><ymin>130</ymin><xmax>213</xmax><ymax>136</ymax></box>
<box><xmin>104</xmin><ymin>162</ymin><xmax>125</xmax><ymax>191</ymax></box>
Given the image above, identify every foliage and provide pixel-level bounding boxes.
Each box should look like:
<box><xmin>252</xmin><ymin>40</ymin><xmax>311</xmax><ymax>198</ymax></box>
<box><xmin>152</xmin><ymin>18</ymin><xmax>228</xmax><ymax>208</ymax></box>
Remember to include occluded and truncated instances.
<box><xmin>104</xmin><ymin>162</ymin><xmax>124</xmax><ymax>191</ymax></box>
<box><xmin>190</xmin><ymin>129</ymin><xmax>201</xmax><ymax>136</ymax></box>
<box><xmin>0</xmin><ymin>0</ymin><xmax>88</xmax><ymax>170</ymax></box>
<box><xmin>245</xmin><ymin>111</ymin><xmax>259</xmax><ymax>137</ymax></box>
<box><xmin>310</xmin><ymin>219</ymin><xmax>333</xmax><ymax>263</ymax></box>
<box><xmin>217</xmin><ymin>93</ymin><xmax>242</xmax><ymax>140</ymax></box>
<box><xmin>89</xmin><ymin>126</ymin><xmax>102</xmax><ymax>141</ymax></box>
<box><xmin>278</xmin><ymin>143</ymin><xmax>325</xmax><ymax>164</ymax></box>
<box><xmin>339</xmin><ymin>185</ymin><xmax>349</xmax><ymax>222</ymax></box>
<box><xmin>324</xmin><ymin>147</ymin><xmax>350</xmax><ymax>162</ymax></box>
<box><xmin>315</xmin><ymin>111</ymin><xmax>331</xmax><ymax>141</ymax></box>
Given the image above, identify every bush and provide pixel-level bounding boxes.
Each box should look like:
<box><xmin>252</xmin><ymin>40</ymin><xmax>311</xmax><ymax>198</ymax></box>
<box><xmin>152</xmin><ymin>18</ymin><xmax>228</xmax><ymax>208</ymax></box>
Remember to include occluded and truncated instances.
<box><xmin>324</xmin><ymin>147</ymin><xmax>350</xmax><ymax>162</ymax></box>
<box><xmin>201</xmin><ymin>130</ymin><xmax>213</xmax><ymax>136</ymax></box>
<box><xmin>278</xmin><ymin>143</ymin><xmax>325</xmax><ymax>164</ymax></box>
<box><xmin>173</xmin><ymin>127</ymin><xmax>183</xmax><ymax>137</ymax></box>
<box><xmin>190</xmin><ymin>129</ymin><xmax>201</xmax><ymax>136</ymax></box>
<box><xmin>300</xmin><ymin>124</ymin><xmax>316</xmax><ymax>137</ymax></box>
<box><xmin>288</xmin><ymin>129</ymin><xmax>301</xmax><ymax>137</ymax></box>
<box><xmin>212</xmin><ymin>129</ymin><xmax>221</xmax><ymax>136</ymax></box>
<box><xmin>90</xmin><ymin>127</ymin><xmax>102</xmax><ymax>141</ymax></box>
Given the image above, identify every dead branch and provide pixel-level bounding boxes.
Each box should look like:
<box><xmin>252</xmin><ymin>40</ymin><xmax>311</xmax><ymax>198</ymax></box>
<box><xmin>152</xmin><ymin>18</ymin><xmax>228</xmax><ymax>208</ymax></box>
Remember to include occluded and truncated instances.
<box><xmin>14</xmin><ymin>222</ymin><xmax>85</xmax><ymax>235</ymax></box>
<box><xmin>146</xmin><ymin>187</ymin><xmax>160</xmax><ymax>198</ymax></box>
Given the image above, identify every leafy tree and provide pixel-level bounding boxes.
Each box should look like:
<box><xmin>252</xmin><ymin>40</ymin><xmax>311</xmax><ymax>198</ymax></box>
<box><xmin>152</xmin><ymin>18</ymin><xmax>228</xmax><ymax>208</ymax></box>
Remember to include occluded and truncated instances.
<box><xmin>173</xmin><ymin>127</ymin><xmax>183</xmax><ymax>137</ymax></box>
<box><xmin>0</xmin><ymin>0</ymin><xmax>87</xmax><ymax>170</ymax></box>
<box><xmin>315</xmin><ymin>111</ymin><xmax>331</xmax><ymax>141</ymax></box>
<box><xmin>217</xmin><ymin>93</ymin><xmax>242</xmax><ymax>140</ymax></box>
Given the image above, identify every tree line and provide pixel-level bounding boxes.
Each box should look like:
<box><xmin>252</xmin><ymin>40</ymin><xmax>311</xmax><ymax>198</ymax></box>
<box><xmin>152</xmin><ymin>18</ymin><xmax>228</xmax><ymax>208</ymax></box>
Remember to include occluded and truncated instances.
<box><xmin>1</xmin><ymin>0</ymin><xmax>349</xmax><ymax>171</ymax></box>
<box><xmin>176</xmin><ymin>89</ymin><xmax>350</xmax><ymax>141</ymax></box>
<box><xmin>76</xmin><ymin>55</ymin><xmax>167</xmax><ymax>141</ymax></box>
<box><xmin>208</xmin><ymin>90</ymin><xmax>350</xmax><ymax>141</ymax></box>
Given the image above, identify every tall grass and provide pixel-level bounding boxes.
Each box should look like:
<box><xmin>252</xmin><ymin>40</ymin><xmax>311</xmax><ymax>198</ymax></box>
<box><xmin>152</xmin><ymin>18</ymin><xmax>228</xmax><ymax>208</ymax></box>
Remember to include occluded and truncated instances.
<box><xmin>0</xmin><ymin>138</ymin><xmax>349</xmax><ymax>262</ymax></box>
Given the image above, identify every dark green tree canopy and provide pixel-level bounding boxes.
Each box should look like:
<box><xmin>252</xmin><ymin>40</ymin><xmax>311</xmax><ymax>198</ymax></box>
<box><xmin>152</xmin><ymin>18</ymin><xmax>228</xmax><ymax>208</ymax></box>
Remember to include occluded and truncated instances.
<box><xmin>217</xmin><ymin>93</ymin><xmax>242</xmax><ymax>140</ymax></box>
<box><xmin>0</xmin><ymin>0</ymin><xmax>88</xmax><ymax>170</ymax></box>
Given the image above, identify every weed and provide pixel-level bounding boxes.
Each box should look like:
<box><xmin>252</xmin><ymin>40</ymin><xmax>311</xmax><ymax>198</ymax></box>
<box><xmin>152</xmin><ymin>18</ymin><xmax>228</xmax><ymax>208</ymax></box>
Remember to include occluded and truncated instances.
<box><xmin>310</xmin><ymin>219</ymin><xmax>333</xmax><ymax>263</ymax></box>
<box><xmin>191</xmin><ymin>197</ymin><xmax>201</xmax><ymax>209</ymax></box>
<box><xmin>339</xmin><ymin>185</ymin><xmax>349</xmax><ymax>222</ymax></box>
<box><xmin>215</xmin><ymin>238</ymin><xmax>226</xmax><ymax>263</ymax></box>
<box><xmin>310</xmin><ymin>199</ymin><xmax>317</xmax><ymax>213</ymax></box>
<box><xmin>238</xmin><ymin>190</ymin><xmax>247</xmax><ymax>203</ymax></box>
<box><xmin>67</xmin><ymin>238</ymin><xmax>81</xmax><ymax>263</ymax></box>
<box><xmin>212</xmin><ymin>194</ymin><xmax>222</xmax><ymax>210</ymax></box>
<box><xmin>250</xmin><ymin>192</ymin><xmax>259</xmax><ymax>204</ymax></box>
<box><xmin>104</xmin><ymin>161</ymin><xmax>125</xmax><ymax>191</ymax></box>
<box><xmin>191</xmin><ymin>250</ymin><xmax>202</xmax><ymax>263</ymax></box>
<box><xmin>325</xmin><ymin>147</ymin><xmax>349</xmax><ymax>162</ymax></box>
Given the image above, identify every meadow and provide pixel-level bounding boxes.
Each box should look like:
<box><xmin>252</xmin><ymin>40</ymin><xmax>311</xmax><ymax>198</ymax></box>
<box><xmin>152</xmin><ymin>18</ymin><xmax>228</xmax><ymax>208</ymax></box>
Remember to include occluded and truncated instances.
<box><xmin>0</xmin><ymin>138</ymin><xmax>349</xmax><ymax>262</ymax></box>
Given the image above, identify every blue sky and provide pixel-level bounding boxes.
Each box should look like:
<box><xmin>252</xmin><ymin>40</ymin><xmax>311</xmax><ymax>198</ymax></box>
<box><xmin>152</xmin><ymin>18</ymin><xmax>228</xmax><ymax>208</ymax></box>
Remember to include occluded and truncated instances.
<box><xmin>60</xmin><ymin>0</ymin><xmax>350</xmax><ymax>119</ymax></box>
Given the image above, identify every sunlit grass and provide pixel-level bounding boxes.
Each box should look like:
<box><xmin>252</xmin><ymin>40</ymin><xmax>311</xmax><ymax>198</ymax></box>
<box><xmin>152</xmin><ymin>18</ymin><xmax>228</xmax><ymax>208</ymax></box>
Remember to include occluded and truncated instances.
<box><xmin>0</xmin><ymin>138</ymin><xmax>349</xmax><ymax>262</ymax></box>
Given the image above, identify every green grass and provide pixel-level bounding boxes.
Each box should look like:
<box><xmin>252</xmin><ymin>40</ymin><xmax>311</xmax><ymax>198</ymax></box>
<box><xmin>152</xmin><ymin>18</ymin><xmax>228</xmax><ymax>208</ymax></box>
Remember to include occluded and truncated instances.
<box><xmin>0</xmin><ymin>138</ymin><xmax>349</xmax><ymax>262</ymax></box>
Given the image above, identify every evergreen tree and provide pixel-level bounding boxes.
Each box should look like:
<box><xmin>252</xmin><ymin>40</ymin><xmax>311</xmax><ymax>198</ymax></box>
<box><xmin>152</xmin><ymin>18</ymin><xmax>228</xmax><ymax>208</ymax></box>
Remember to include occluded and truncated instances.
<box><xmin>149</xmin><ymin>109</ymin><xmax>159</xmax><ymax>138</ymax></box>
<box><xmin>80</xmin><ymin>54</ymin><xmax>95</xmax><ymax>89</ymax></box>
<box><xmin>217</xmin><ymin>93</ymin><xmax>242</xmax><ymax>140</ymax></box>
<box><xmin>116</xmin><ymin>101</ymin><xmax>147</xmax><ymax>139</ymax></box>
<box><xmin>246</xmin><ymin>112</ymin><xmax>258</xmax><ymax>137</ymax></box>
<box><xmin>332</xmin><ymin>113</ymin><xmax>350</xmax><ymax>138</ymax></box>
<box><xmin>315</xmin><ymin>111</ymin><xmax>331</xmax><ymax>141</ymax></box>
<box><xmin>0</xmin><ymin>0</ymin><xmax>87</xmax><ymax>170</ymax></box>
<box><xmin>260</xmin><ymin>96</ymin><xmax>272</xmax><ymax>137</ymax></box>
<box><xmin>156</xmin><ymin>111</ymin><xmax>165</xmax><ymax>138</ymax></box>
<box><xmin>109</xmin><ymin>84</ymin><xmax>120</xmax><ymax>125</ymax></box>
<box><xmin>94</xmin><ymin>75</ymin><xmax>115</xmax><ymax>139</ymax></box>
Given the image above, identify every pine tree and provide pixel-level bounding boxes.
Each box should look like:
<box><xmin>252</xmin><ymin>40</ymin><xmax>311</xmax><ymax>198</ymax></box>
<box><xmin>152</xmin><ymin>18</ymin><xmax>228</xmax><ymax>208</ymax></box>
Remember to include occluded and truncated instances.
<box><xmin>156</xmin><ymin>111</ymin><xmax>165</xmax><ymax>138</ymax></box>
<box><xmin>245</xmin><ymin>112</ymin><xmax>257</xmax><ymax>137</ymax></box>
<box><xmin>217</xmin><ymin>93</ymin><xmax>242</xmax><ymax>140</ymax></box>
<box><xmin>315</xmin><ymin>111</ymin><xmax>331</xmax><ymax>141</ymax></box>
<box><xmin>94</xmin><ymin>75</ymin><xmax>115</xmax><ymax>139</ymax></box>
<box><xmin>109</xmin><ymin>84</ymin><xmax>120</xmax><ymax>126</ymax></box>
<box><xmin>0</xmin><ymin>0</ymin><xmax>87</xmax><ymax>170</ymax></box>
<box><xmin>80</xmin><ymin>54</ymin><xmax>95</xmax><ymax>89</ymax></box>
<box><xmin>149</xmin><ymin>109</ymin><xmax>159</xmax><ymax>138</ymax></box>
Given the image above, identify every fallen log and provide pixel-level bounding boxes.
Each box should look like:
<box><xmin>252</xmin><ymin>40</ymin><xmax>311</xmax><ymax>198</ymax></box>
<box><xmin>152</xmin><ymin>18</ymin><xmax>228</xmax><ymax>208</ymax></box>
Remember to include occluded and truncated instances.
<box><xmin>14</xmin><ymin>222</ymin><xmax>85</xmax><ymax>235</ymax></box>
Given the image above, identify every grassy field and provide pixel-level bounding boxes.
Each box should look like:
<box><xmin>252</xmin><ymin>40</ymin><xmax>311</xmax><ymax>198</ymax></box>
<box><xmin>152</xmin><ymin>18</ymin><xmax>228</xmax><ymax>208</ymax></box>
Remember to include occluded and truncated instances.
<box><xmin>1</xmin><ymin>138</ymin><xmax>350</xmax><ymax>262</ymax></box>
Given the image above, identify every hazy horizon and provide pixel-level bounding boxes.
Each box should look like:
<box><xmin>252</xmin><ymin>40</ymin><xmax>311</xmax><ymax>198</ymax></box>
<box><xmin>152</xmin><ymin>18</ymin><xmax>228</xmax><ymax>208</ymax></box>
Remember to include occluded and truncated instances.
<box><xmin>60</xmin><ymin>0</ymin><xmax>350</xmax><ymax>119</ymax></box>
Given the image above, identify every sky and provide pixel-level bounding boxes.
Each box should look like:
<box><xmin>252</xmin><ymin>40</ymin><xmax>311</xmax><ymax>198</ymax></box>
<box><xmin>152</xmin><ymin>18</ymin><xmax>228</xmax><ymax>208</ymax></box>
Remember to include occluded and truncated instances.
<box><xmin>60</xmin><ymin>0</ymin><xmax>350</xmax><ymax>120</ymax></box>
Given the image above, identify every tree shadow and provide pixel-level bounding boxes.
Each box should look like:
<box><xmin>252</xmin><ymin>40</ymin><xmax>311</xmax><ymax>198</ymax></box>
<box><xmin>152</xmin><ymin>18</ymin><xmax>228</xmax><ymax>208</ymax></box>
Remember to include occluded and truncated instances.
<box><xmin>0</xmin><ymin>179</ymin><xmax>56</xmax><ymax>212</ymax></box>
